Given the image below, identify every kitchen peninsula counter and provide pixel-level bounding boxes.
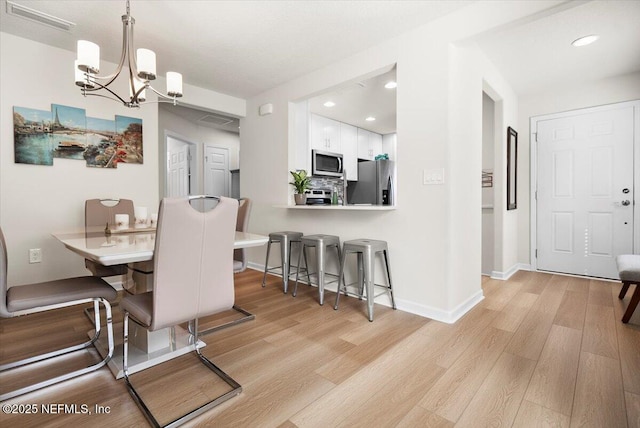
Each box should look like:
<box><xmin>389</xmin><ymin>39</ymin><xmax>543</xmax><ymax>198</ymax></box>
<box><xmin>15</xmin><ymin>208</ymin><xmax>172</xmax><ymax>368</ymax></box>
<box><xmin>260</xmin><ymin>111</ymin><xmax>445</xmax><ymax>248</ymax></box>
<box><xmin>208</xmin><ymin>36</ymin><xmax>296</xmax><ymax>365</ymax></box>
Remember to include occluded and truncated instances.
<box><xmin>277</xmin><ymin>205</ymin><xmax>396</xmax><ymax>211</ymax></box>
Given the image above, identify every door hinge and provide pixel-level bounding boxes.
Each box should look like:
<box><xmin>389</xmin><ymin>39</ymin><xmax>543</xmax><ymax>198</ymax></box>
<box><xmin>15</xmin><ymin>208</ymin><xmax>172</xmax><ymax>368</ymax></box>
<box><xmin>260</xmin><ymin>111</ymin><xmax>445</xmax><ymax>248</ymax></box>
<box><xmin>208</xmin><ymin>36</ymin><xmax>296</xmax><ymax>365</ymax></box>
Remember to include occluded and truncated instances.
<box><xmin>535</xmin><ymin>249</ymin><xmax>538</xmax><ymax>258</ymax></box>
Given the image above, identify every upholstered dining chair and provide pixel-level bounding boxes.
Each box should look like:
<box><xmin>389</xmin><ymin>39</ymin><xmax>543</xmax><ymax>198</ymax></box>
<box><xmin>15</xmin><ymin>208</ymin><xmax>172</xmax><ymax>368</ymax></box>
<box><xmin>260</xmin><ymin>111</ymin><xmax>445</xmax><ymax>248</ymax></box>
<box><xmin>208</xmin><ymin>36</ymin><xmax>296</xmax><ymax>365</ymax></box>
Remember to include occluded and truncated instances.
<box><xmin>234</xmin><ymin>198</ymin><xmax>252</xmax><ymax>273</ymax></box>
<box><xmin>0</xmin><ymin>227</ymin><xmax>116</xmax><ymax>401</ymax></box>
<box><xmin>120</xmin><ymin>196</ymin><xmax>240</xmax><ymax>427</ymax></box>
<box><xmin>84</xmin><ymin>198</ymin><xmax>134</xmax><ymax>277</ymax></box>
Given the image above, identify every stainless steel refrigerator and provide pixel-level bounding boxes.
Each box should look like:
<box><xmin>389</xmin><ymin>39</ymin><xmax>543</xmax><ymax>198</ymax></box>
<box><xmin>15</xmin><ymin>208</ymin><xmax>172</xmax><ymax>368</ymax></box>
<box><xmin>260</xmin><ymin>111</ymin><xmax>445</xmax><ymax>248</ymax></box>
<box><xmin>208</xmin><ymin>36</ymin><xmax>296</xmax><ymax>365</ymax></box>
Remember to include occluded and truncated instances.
<box><xmin>347</xmin><ymin>159</ymin><xmax>395</xmax><ymax>205</ymax></box>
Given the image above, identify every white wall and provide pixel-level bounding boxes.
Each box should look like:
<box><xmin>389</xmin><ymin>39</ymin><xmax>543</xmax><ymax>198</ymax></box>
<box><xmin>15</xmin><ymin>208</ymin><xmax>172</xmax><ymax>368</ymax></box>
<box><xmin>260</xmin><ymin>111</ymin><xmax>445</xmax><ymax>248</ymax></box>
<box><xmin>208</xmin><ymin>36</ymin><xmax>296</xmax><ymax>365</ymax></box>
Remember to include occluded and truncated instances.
<box><xmin>239</xmin><ymin>2</ymin><xmax>547</xmax><ymax>322</ymax></box>
<box><xmin>0</xmin><ymin>33</ymin><xmax>245</xmax><ymax>287</ymax></box>
<box><xmin>517</xmin><ymin>72</ymin><xmax>640</xmax><ymax>265</ymax></box>
<box><xmin>158</xmin><ymin>107</ymin><xmax>240</xmax><ymax>196</ymax></box>
<box><xmin>0</xmin><ymin>33</ymin><xmax>158</xmax><ymax>285</ymax></box>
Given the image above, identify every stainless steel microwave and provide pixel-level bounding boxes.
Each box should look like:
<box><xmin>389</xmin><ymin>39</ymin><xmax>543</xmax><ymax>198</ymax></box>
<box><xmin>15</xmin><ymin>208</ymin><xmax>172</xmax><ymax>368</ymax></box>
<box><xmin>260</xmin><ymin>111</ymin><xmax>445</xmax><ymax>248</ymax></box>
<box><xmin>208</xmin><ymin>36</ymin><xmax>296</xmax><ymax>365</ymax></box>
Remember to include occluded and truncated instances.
<box><xmin>311</xmin><ymin>149</ymin><xmax>343</xmax><ymax>177</ymax></box>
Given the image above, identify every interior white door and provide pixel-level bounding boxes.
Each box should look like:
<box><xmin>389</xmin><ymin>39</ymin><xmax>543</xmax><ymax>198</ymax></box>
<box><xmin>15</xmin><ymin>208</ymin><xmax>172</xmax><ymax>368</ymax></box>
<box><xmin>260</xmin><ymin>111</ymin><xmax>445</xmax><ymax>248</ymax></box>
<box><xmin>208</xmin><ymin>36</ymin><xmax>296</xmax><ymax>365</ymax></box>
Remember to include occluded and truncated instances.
<box><xmin>167</xmin><ymin>137</ymin><xmax>190</xmax><ymax>197</ymax></box>
<box><xmin>536</xmin><ymin>105</ymin><xmax>634</xmax><ymax>279</ymax></box>
<box><xmin>204</xmin><ymin>146</ymin><xmax>230</xmax><ymax>198</ymax></box>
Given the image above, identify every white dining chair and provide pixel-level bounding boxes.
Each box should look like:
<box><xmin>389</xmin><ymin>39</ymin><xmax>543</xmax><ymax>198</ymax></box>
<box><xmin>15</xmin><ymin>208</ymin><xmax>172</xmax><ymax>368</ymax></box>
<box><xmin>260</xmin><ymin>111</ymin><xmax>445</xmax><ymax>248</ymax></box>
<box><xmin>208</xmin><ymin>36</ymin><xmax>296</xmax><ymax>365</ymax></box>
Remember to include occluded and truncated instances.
<box><xmin>0</xmin><ymin>227</ymin><xmax>116</xmax><ymax>401</ymax></box>
<box><xmin>120</xmin><ymin>196</ymin><xmax>241</xmax><ymax>427</ymax></box>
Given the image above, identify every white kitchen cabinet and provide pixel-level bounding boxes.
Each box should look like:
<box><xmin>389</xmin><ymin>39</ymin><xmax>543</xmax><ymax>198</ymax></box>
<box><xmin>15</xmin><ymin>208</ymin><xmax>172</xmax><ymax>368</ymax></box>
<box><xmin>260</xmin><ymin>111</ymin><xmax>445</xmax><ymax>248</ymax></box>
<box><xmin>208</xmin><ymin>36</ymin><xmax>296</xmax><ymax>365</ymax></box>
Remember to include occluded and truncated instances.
<box><xmin>370</xmin><ymin>132</ymin><xmax>383</xmax><ymax>158</ymax></box>
<box><xmin>357</xmin><ymin>128</ymin><xmax>371</xmax><ymax>159</ymax></box>
<box><xmin>382</xmin><ymin>133</ymin><xmax>397</xmax><ymax>160</ymax></box>
<box><xmin>357</xmin><ymin>128</ymin><xmax>383</xmax><ymax>160</ymax></box>
<box><xmin>340</xmin><ymin>123</ymin><xmax>358</xmax><ymax>180</ymax></box>
<box><xmin>310</xmin><ymin>114</ymin><xmax>341</xmax><ymax>153</ymax></box>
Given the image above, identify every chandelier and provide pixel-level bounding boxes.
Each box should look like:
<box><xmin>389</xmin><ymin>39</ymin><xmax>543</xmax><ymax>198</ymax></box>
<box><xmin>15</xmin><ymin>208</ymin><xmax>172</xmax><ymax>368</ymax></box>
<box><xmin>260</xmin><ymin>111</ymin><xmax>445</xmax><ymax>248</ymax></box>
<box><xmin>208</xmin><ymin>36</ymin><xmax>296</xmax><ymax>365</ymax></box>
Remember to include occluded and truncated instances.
<box><xmin>74</xmin><ymin>0</ymin><xmax>183</xmax><ymax>108</ymax></box>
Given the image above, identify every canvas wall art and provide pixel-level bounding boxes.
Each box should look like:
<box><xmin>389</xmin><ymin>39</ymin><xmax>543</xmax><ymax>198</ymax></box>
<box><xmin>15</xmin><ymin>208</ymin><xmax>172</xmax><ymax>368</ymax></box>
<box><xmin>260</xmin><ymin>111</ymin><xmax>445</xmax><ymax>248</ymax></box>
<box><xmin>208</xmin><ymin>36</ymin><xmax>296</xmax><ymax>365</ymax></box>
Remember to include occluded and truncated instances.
<box><xmin>115</xmin><ymin>115</ymin><xmax>143</xmax><ymax>164</ymax></box>
<box><xmin>12</xmin><ymin>104</ymin><xmax>143</xmax><ymax>168</ymax></box>
<box><xmin>13</xmin><ymin>106</ymin><xmax>54</xmax><ymax>166</ymax></box>
<box><xmin>51</xmin><ymin>104</ymin><xmax>87</xmax><ymax>161</ymax></box>
<box><xmin>85</xmin><ymin>117</ymin><xmax>117</xmax><ymax>168</ymax></box>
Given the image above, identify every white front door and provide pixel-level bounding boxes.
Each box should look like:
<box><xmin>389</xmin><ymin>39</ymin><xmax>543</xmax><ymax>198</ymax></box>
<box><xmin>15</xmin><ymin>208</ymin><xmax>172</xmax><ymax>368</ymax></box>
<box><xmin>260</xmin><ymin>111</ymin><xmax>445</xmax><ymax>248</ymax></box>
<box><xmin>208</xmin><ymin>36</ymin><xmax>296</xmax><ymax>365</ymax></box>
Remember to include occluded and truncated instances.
<box><xmin>204</xmin><ymin>146</ymin><xmax>230</xmax><ymax>198</ymax></box>
<box><xmin>167</xmin><ymin>136</ymin><xmax>190</xmax><ymax>197</ymax></box>
<box><xmin>536</xmin><ymin>104</ymin><xmax>634</xmax><ymax>279</ymax></box>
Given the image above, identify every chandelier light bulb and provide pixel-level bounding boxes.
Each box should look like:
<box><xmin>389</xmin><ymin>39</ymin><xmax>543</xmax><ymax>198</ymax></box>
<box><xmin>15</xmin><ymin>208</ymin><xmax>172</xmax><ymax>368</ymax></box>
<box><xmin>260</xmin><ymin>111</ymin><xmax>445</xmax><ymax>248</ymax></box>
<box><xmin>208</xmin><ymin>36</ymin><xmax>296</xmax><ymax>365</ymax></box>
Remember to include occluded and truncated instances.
<box><xmin>130</xmin><ymin>78</ymin><xmax>147</xmax><ymax>102</ymax></box>
<box><xmin>166</xmin><ymin>72</ymin><xmax>183</xmax><ymax>97</ymax></box>
<box><xmin>77</xmin><ymin>40</ymin><xmax>100</xmax><ymax>73</ymax></box>
<box><xmin>136</xmin><ymin>48</ymin><xmax>157</xmax><ymax>80</ymax></box>
<box><xmin>74</xmin><ymin>0</ymin><xmax>183</xmax><ymax>107</ymax></box>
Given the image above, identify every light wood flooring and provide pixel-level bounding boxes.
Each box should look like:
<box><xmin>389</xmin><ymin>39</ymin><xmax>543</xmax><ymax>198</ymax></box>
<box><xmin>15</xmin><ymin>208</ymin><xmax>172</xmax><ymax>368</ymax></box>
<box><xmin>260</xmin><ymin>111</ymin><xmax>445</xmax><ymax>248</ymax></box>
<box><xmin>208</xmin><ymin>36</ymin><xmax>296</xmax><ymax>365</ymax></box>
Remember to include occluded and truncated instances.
<box><xmin>1</xmin><ymin>269</ymin><xmax>638</xmax><ymax>427</ymax></box>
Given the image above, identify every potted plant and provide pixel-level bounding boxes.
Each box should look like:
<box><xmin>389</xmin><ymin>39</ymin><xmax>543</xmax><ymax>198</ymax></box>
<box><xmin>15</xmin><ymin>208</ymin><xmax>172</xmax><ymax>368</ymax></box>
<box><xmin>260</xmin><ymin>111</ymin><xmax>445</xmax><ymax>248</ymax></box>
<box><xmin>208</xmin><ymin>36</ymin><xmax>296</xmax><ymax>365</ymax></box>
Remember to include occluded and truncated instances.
<box><xmin>289</xmin><ymin>169</ymin><xmax>311</xmax><ymax>205</ymax></box>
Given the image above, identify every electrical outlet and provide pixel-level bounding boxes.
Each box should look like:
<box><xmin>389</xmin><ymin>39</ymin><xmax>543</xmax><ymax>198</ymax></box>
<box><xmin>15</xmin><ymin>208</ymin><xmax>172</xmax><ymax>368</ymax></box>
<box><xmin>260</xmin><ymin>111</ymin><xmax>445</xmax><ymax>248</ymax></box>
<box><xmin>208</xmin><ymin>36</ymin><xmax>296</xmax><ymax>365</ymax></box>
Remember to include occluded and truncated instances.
<box><xmin>29</xmin><ymin>248</ymin><xmax>42</xmax><ymax>264</ymax></box>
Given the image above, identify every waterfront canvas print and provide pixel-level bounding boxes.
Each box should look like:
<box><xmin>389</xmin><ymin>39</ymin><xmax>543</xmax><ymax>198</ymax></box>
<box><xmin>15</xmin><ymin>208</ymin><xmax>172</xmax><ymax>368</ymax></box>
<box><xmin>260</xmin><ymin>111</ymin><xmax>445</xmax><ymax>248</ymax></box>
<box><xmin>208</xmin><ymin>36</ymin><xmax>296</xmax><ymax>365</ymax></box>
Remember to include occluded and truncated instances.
<box><xmin>85</xmin><ymin>117</ymin><xmax>117</xmax><ymax>168</ymax></box>
<box><xmin>115</xmin><ymin>115</ymin><xmax>143</xmax><ymax>164</ymax></box>
<box><xmin>51</xmin><ymin>104</ymin><xmax>87</xmax><ymax>161</ymax></box>
<box><xmin>13</xmin><ymin>106</ymin><xmax>54</xmax><ymax>166</ymax></box>
<box><xmin>13</xmin><ymin>103</ymin><xmax>142</xmax><ymax>169</ymax></box>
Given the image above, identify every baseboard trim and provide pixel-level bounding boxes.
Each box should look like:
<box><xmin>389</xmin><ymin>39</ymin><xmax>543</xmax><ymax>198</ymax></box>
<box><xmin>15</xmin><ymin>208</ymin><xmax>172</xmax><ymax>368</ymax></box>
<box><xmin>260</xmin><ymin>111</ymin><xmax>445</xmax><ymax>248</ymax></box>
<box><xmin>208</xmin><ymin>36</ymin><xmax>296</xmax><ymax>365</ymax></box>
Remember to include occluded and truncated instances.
<box><xmin>491</xmin><ymin>263</ymin><xmax>531</xmax><ymax>280</ymax></box>
<box><xmin>395</xmin><ymin>289</ymin><xmax>484</xmax><ymax>324</ymax></box>
<box><xmin>248</xmin><ymin>262</ymin><xmax>485</xmax><ymax>324</ymax></box>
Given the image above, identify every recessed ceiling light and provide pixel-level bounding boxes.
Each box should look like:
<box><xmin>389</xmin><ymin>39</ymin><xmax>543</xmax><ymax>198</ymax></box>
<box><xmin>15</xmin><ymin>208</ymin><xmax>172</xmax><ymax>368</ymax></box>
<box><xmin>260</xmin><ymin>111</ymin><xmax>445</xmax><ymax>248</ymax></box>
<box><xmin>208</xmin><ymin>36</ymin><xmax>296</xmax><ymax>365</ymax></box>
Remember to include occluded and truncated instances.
<box><xmin>365</xmin><ymin>116</ymin><xmax>376</xmax><ymax>122</ymax></box>
<box><xmin>384</xmin><ymin>81</ymin><xmax>397</xmax><ymax>89</ymax></box>
<box><xmin>571</xmin><ymin>35</ymin><xmax>599</xmax><ymax>47</ymax></box>
<box><xmin>323</xmin><ymin>101</ymin><xmax>336</xmax><ymax>107</ymax></box>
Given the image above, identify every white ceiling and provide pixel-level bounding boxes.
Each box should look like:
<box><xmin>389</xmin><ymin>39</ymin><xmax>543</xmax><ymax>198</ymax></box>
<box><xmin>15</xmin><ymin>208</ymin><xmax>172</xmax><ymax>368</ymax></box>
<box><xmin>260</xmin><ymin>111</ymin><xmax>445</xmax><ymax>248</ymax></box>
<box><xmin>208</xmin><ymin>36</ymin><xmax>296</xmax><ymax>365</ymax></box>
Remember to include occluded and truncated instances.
<box><xmin>308</xmin><ymin>67</ymin><xmax>397</xmax><ymax>135</ymax></box>
<box><xmin>475</xmin><ymin>0</ymin><xmax>640</xmax><ymax>96</ymax></box>
<box><xmin>2</xmin><ymin>0</ymin><xmax>638</xmax><ymax>132</ymax></box>
<box><xmin>0</xmin><ymin>0</ymin><xmax>471</xmax><ymax>98</ymax></box>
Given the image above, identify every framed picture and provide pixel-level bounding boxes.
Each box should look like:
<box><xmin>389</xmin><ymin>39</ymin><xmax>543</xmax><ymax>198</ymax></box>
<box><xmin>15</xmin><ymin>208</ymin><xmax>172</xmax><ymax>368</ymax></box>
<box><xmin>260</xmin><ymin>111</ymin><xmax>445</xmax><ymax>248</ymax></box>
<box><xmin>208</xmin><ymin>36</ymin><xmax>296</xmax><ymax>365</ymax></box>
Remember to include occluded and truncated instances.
<box><xmin>507</xmin><ymin>126</ymin><xmax>517</xmax><ymax>210</ymax></box>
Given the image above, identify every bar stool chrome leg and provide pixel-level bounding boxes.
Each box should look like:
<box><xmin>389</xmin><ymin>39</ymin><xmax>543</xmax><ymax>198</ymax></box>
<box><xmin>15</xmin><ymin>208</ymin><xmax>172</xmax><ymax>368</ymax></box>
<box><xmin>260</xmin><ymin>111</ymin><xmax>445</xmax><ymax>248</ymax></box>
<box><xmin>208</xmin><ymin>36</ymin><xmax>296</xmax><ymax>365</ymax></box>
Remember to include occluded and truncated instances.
<box><xmin>261</xmin><ymin>240</ymin><xmax>272</xmax><ymax>288</ymax></box>
<box><xmin>383</xmin><ymin>249</ymin><xmax>397</xmax><ymax>309</ymax></box>
<box><xmin>334</xmin><ymin>239</ymin><xmax>396</xmax><ymax>321</ymax></box>
<box><xmin>293</xmin><ymin>234</ymin><xmax>341</xmax><ymax>304</ymax></box>
<box><xmin>261</xmin><ymin>231</ymin><xmax>304</xmax><ymax>293</ymax></box>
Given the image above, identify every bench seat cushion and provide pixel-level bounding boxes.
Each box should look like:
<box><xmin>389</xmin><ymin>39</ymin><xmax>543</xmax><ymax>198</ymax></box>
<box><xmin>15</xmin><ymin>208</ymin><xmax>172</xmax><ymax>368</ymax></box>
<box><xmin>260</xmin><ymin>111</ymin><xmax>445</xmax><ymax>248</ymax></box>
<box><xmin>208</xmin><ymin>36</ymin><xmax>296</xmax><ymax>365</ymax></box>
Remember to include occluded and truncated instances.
<box><xmin>616</xmin><ymin>255</ymin><xmax>640</xmax><ymax>282</ymax></box>
<box><xmin>7</xmin><ymin>276</ymin><xmax>117</xmax><ymax>312</ymax></box>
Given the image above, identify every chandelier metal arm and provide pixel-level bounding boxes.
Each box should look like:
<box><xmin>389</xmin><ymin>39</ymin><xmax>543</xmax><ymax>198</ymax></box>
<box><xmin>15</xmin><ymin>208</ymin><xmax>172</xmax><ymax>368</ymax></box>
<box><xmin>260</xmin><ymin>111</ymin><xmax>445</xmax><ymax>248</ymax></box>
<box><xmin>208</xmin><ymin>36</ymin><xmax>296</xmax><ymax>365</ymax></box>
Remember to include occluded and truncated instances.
<box><xmin>75</xmin><ymin>0</ymin><xmax>182</xmax><ymax>107</ymax></box>
<box><xmin>81</xmin><ymin>75</ymin><xmax>134</xmax><ymax>106</ymax></box>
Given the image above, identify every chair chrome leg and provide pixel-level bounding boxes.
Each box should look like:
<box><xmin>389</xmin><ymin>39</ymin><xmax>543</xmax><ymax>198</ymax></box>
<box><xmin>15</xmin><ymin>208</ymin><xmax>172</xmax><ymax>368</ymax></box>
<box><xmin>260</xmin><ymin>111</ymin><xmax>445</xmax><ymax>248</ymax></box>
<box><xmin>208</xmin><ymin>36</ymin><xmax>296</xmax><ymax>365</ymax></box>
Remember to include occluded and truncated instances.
<box><xmin>122</xmin><ymin>312</ymin><xmax>242</xmax><ymax>428</ymax></box>
<box><xmin>195</xmin><ymin>305</ymin><xmax>255</xmax><ymax>336</ymax></box>
<box><xmin>0</xmin><ymin>298</ymin><xmax>114</xmax><ymax>401</ymax></box>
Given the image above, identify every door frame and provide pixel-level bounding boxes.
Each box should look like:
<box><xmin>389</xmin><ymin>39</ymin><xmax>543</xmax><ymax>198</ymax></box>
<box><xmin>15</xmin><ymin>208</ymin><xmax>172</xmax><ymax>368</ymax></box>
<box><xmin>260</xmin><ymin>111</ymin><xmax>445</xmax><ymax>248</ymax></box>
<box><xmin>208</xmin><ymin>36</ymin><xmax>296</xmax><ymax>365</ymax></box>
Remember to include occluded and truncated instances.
<box><xmin>163</xmin><ymin>130</ymin><xmax>198</xmax><ymax>197</ymax></box>
<box><xmin>529</xmin><ymin>100</ymin><xmax>640</xmax><ymax>271</ymax></box>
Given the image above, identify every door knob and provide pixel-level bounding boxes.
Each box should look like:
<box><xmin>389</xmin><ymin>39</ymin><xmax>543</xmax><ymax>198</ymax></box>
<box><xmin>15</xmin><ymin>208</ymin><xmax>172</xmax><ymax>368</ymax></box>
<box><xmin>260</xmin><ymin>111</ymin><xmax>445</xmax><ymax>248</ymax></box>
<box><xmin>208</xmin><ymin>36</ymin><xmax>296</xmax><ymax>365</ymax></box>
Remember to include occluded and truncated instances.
<box><xmin>621</xmin><ymin>200</ymin><xmax>631</xmax><ymax>206</ymax></box>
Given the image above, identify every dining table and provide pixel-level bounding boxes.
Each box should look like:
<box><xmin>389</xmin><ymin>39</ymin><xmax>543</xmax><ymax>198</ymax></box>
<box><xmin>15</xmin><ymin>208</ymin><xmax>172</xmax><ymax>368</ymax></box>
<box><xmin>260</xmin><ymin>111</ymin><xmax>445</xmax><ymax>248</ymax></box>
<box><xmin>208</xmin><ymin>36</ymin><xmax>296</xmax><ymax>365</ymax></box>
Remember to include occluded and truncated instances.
<box><xmin>51</xmin><ymin>227</ymin><xmax>269</xmax><ymax>379</ymax></box>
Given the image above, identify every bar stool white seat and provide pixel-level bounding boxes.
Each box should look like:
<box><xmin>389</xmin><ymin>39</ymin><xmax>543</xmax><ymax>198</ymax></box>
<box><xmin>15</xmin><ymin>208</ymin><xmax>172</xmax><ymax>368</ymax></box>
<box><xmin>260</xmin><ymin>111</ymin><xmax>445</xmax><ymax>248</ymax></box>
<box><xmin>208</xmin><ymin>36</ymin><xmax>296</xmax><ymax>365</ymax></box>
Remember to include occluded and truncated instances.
<box><xmin>334</xmin><ymin>239</ymin><xmax>396</xmax><ymax>321</ymax></box>
<box><xmin>294</xmin><ymin>234</ymin><xmax>342</xmax><ymax>305</ymax></box>
<box><xmin>262</xmin><ymin>231</ymin><xmax>303</xmax><ymax>293</ymax></box>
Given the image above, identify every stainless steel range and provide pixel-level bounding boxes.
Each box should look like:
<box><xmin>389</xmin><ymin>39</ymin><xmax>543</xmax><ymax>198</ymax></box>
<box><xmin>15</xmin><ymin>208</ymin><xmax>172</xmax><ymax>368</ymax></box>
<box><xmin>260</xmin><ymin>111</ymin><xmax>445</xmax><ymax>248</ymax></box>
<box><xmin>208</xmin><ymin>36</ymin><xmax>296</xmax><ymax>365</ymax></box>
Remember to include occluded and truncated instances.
<box><xmin>304</xmin><ymin>189</ymin><xmax>331</xmax><ymax>205</ymax></box>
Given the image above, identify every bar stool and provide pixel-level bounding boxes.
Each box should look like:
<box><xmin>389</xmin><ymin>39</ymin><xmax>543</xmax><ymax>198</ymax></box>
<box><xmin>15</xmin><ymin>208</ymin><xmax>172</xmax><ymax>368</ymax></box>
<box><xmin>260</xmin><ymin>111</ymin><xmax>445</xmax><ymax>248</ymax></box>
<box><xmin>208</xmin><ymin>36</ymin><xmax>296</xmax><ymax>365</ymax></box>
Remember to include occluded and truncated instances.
<box><xmin>262</xmin><ymin>231</ymin><xmax>303</xmax><ymax>293</ymax></box>
<box><xmin>294</xmin><ymin>234</ymin><xmax>342</xmax><ymax>305</ymax></box>
<box><xmin>334</xmin><ymin>239</ymin><xmax>396</xmax><ymax>321</ymax></box>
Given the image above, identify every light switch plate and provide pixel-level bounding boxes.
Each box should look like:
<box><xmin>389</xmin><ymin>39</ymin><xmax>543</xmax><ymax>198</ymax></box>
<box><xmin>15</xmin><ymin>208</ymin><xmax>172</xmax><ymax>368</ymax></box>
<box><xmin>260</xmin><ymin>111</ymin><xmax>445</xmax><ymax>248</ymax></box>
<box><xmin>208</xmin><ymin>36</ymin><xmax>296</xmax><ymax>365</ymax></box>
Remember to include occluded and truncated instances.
<box><xmin>423</xmin><ymin>168</ymin><xmax>445</xmax><ymax>185</ymax></box>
